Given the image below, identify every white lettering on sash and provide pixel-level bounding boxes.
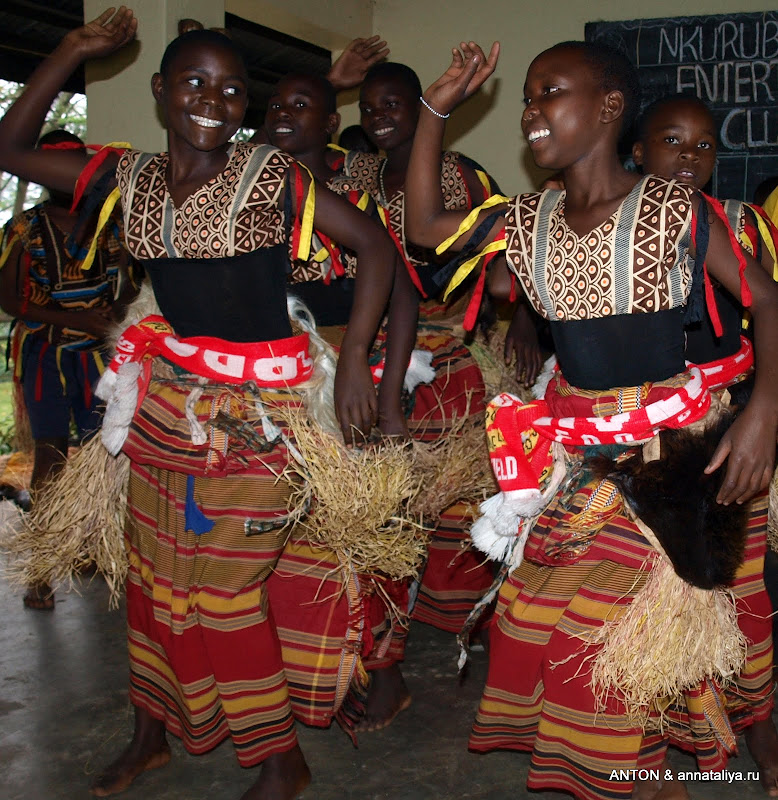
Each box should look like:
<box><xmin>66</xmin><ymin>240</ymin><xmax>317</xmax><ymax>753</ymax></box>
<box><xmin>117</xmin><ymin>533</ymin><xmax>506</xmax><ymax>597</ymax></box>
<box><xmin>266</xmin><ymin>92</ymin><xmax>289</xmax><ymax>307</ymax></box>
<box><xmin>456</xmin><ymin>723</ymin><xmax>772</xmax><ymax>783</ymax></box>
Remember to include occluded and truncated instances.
<box><xmin>298</xmin><ymin>349</ymin><xmax>313</xmax><ymax>375</ymax></box>
<box><xmin>164</xmin><ymin>336</ymin><xmax>198</xmax><ymax>358</ymax></box>
<box><xmin>491</xmin><ymin>456</ymin><xmax>518</xmax><ymax>482</ymax></box>
<box><xmin>203</xmin><ymin>350</ymin><xmax>246</xmax><ymax>378</ymax></box>
<box><xmin>253</xmin><ymin>355</ymin><xmax>300</xmax><ymax>383</ymax></box>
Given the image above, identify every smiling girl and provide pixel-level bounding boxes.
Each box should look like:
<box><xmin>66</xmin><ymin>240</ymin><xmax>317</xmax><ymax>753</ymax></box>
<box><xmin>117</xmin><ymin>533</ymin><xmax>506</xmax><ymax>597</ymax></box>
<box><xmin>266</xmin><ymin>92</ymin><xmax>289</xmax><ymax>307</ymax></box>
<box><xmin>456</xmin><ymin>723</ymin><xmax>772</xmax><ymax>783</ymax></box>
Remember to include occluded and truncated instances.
<box><xmin>405</xmin><ymin>40</ymin><xmax>778</xmax><ymax>800</ymax></box>
<box><xmin>0</xmin><ymin>8</ymin><xmax>400</xmax><ymax>799</ymax></box>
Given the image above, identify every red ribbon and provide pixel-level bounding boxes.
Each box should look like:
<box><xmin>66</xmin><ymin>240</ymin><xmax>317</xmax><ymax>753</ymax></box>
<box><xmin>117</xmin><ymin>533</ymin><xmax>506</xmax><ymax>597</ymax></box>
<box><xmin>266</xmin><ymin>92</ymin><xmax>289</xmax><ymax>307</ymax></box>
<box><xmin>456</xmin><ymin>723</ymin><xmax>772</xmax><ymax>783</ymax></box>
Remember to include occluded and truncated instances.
<box><xmin>70</xmin><ymin>145</ymin><xmax>127</xmax><ymax>213</ymax></box>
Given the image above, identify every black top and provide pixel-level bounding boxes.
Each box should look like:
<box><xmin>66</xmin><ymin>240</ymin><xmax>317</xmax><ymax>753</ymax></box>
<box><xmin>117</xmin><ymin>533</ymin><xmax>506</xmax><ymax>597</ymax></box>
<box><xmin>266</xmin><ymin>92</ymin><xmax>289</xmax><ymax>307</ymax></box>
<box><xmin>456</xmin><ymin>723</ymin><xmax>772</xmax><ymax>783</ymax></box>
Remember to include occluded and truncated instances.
<box><xmin>550</xmin><ymin>308</ymin><xmax>687</xmax><ymax>391</ymax></box>
<box><xmin>287</xmin><ymin>278</ymin><xmax>355</xmax><ymax>327</ymax></box>
<box><xmin>142</xmin><ymin>246</ymin><xmax>292</xmax><ymax>342</ymax></box>
<box><xmin>684</xmin><ymin>283</ymin><xmax>743</xmax><ymax>364</ymax></box>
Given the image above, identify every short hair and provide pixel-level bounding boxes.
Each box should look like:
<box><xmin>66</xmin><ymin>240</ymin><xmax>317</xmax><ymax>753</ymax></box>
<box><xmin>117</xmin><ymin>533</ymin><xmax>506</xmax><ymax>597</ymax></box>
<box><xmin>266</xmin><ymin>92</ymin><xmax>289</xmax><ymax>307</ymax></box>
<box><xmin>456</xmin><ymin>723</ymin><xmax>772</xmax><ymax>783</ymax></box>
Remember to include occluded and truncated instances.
<box><xmin>363</xmin><ymin>62</ymin><xmax>422</xmax><ymax>97</ymax></box>
<box><xmin>279</xmin><ymin>72</ymin><xmax>337</xmax><ymax>114</ymax></box>
<box><xmin>37</xmin><ymin>128</ymin><xmax>85</xmax><ymax>150</ymax></box>
<box><xmin>159</xmin><ymin>29</ymin><xmax>244</xmax><ymax>77</ymax></box>
<box><xmin>338</xmin><ymin>125</ymin><xmax>377</xmax><ymax>154</ymax></box>
<box><xmin>548</xmin><ymin>41</ymin><xmax>642</xmax><ymax>134</ymax></box>
<box><xmin>637</xmin><ymin>94</ymin><xmax>714</xmax><ymax>140</ymax></box>
<box><xmin>754</xmin><ymin>175</ymin><xmax>778</xmax><ymax>207</ymax></box>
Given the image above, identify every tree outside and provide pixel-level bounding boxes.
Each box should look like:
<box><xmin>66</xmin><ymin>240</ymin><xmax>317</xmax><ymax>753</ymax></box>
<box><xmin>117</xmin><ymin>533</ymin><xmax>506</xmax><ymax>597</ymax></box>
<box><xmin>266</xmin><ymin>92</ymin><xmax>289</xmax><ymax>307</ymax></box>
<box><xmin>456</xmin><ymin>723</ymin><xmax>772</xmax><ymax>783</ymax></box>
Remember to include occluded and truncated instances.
<box><xmin>0</xmin><ymin>79</ymin><xmax>87</xmax><ymax>229</ymax></box>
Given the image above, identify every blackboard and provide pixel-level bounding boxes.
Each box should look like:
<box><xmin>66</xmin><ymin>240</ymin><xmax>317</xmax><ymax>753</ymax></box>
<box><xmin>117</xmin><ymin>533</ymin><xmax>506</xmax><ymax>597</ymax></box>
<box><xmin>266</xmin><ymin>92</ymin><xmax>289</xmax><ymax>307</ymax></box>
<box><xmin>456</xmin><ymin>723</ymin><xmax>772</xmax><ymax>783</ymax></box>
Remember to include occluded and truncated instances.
<box><xmin>586</xmin><ymin>12</ymin><xmax>778</xmax><ymax>202</ymax></box>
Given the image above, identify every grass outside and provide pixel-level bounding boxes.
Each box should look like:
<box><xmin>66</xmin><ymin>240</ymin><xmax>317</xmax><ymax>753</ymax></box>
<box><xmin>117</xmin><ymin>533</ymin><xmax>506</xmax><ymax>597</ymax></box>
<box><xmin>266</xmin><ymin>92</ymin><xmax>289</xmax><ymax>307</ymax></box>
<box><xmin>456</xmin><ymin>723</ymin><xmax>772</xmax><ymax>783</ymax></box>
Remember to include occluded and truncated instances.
<box><xmin>0</xmin><ymin>321</ymin><xmax>20</xmax><ymax>454</ymax></box>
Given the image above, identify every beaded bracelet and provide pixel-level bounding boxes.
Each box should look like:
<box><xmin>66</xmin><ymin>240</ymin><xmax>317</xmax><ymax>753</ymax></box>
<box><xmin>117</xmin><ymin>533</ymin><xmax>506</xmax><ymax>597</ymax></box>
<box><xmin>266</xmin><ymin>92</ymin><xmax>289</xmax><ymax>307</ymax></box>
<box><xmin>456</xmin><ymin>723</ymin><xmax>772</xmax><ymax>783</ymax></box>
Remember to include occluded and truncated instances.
<box><xmin>420</xmin><ymin>96</ymin><xmax>450</xmax><ymax>119</ymax></box>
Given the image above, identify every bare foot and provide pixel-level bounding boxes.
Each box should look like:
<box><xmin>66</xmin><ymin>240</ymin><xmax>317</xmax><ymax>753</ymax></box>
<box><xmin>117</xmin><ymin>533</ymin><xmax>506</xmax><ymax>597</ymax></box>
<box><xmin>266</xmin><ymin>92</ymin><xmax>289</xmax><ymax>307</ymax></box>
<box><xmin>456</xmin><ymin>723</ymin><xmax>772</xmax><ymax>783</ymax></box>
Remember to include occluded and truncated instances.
<box><xmin>631</xmin><ymin>756</ymin><xmax>689</xmax><ymax>799</ymax></box>
<box><xmin>90</xmin><ymin>708</ymin><xmax>171</xmax><ymax>797</ymax></box>
<box><xmin>356</xmin><ymin>663</ymin><xmax>411</xmax><ymax>732</ymax></box>
<box><xmin>745</xmin><ymin>717</ymin><xmax>778</xmax><ymax>796</ymax></box>
<box><xmin>239</xmin><ymin>746</ymin><xmax>310</xmax><ymax>800</ymax></box>
<box><xmin>23</xmin><ymin>583</ymin><xmax>55</xmax><ymax>610</ymax></box>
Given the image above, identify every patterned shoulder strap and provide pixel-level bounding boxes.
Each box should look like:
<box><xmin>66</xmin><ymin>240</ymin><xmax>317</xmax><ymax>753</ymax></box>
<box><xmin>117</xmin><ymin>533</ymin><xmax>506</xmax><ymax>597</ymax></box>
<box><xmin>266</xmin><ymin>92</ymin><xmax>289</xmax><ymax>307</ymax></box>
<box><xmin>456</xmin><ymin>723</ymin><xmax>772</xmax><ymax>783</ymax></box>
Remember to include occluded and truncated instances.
<box><xmin>528</xmin><ymin>189</ymin><xmax>563</xmax><ymax>320</ymax></box>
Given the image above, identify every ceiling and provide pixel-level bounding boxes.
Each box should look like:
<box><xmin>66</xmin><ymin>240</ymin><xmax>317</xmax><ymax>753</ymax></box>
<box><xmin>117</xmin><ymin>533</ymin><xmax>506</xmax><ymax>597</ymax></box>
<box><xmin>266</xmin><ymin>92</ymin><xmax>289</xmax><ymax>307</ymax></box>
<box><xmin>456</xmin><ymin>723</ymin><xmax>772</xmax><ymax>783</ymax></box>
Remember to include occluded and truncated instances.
<box><xmin>0</xmin><ymin>2</ymin><xmax>332</xmax><ymax>128</ymax></box>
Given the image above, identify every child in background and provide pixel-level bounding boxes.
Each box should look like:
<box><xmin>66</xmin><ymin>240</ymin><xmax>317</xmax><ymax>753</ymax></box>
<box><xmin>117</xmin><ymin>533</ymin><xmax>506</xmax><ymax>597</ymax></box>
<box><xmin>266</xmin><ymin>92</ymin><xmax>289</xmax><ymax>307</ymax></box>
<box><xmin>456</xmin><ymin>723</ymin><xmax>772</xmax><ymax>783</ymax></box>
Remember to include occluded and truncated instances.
<box><xmin>633</xmin><ymin>94</ymin><xmax>777</xmax><ymax>366</ymax></box>
<box><xmin>338</xmin><ymin>123</ymin><xmax>377</xmax><ymax>154</ymax></box>
<box><xmin>264</xmin><ymin>70</ymin><xmax>418</xmax><ymax>735</ymax></box>
<box><xmin>340</xmin><ymin>62</ymin><xmax>500</xmax><ymax>656</ymax></box>
<box><xmin>634</xmin><ymin>92</ymin><xmax>778</xmax><ymax>692</ymax></box>
<box><xmin>0</xmin><ymin>128</ymin><xmax>136</xmax><ymax>610</ymax></box>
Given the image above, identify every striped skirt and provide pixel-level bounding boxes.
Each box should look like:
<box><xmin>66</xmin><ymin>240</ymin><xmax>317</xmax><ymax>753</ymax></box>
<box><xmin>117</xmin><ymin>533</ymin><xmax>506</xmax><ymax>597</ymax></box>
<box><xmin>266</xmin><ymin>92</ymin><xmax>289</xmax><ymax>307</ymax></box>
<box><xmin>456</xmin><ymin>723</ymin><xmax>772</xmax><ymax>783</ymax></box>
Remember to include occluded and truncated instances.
<box><xmin>469</xmin><ymin>480</ymin><xmax>773</xmax><ymax>799</ymax></box>
<box><xmin>404</xmin><ymin>324</ymin><xmax>493</xmax><ymax>634</ymax></box>
<box><xmin>124</xmin><ymin>377</ymin><xmax>302</xmax><ymax>766</ymax></box>
<box><xmin>265</xmin><ymin>534</ymin><xmax>408</xmax><ymax>728</ymax></box>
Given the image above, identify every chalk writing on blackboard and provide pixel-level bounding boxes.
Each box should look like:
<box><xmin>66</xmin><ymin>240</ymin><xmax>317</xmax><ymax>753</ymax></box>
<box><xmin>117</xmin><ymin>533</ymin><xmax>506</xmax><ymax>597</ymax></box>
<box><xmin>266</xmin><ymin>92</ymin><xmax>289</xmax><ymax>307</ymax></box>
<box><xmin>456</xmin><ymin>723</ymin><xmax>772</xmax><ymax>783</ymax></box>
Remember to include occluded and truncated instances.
<box><xmin>586</xmin><ymin>12</ymin><xmax>778</xmax><ymax>201</ymax></box>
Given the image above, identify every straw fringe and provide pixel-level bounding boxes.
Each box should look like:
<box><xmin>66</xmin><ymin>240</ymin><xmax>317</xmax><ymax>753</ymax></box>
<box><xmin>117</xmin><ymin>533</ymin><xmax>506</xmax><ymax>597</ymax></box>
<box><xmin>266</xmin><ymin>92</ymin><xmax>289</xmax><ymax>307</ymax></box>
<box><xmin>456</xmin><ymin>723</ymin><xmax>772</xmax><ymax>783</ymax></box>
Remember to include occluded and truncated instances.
<box><xmin>580</xmin><ymin>510</ymin><xmax>747</xmax><ymax>730</ymax></box>
<box><xmin>275</xmin><ymin>404</ymin><xmax>427</xmax><ymax>582</ymax></box>
<box><xmin>411</xmin><ymin>413</ymin><xmax>496</xmax><ymax>525</ymax></box>
<box><xmin>768</xmin><ymin>465</ymin><xmax>778</xmax><ymax>554</ymax></box>
<box><xmin>467</xmin><ymin>324</ymin><xmax>534</xmax><ymax>403</ymax></box>
<box><xmin>0</xmin><ymin>436</ymin><xmax>130</xmax><ymax>608</ymax></box>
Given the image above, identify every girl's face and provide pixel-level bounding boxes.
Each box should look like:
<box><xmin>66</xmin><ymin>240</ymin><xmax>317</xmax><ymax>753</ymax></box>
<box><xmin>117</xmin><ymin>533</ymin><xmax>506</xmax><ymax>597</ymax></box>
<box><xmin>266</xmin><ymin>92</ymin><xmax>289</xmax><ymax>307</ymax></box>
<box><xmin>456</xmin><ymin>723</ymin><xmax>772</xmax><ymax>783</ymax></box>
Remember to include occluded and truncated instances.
<box><xmin>359</xmin><ymin>78</ymin><xmax>420</xmax><ymax>152</ymax></box>
<box><xmin>521</xmin><ymin>47</ymin><xmax>613</xmax><ymax>172</ymax></box>
<box><xmin>632</xmin><ymin>101</ymin><xmax>717</xmax><ymax>189</ymax></box>
<box><xmin>152</xmin><ymin>41</ymin><xmax>248</xmax><ymax>153</ymax></box>
<box><xmin>266</xmin><ymin>76</ymin><xmax>339</xmax><ymax>157</ymax></box>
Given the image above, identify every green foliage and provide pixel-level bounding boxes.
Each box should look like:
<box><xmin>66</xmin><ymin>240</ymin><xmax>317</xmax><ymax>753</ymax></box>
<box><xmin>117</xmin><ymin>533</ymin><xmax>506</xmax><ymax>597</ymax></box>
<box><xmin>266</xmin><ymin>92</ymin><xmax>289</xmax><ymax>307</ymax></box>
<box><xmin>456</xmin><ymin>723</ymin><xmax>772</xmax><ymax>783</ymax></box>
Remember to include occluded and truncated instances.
<box><xmin>0</xmin><ymin>80</ymin><xmax>87</xmax><ymax>227</ymax></box>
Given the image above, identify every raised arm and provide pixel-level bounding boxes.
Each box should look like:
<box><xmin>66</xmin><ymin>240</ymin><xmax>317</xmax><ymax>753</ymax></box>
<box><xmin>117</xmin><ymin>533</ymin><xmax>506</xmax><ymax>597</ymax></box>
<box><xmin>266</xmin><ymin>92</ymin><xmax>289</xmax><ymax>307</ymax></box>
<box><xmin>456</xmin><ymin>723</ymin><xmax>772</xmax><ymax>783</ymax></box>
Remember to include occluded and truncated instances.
<box><xmin>701</xmin><ymin>200</ymin><xmax>778</xmax><ymax>504</ymax></box>
<box><xmin>0</xmin><ymin>7</ymin><xmax>136</xmax><ymax>194</ymax></box>
<box><xmin>405</xmin><ymin>41</ymin><xmax>503</xmax><ymax>251</ymax></box>
<box><xmin>327</xmin><ymin>36</ymin><xmax>389</xmax><ymax>92</ymax></box>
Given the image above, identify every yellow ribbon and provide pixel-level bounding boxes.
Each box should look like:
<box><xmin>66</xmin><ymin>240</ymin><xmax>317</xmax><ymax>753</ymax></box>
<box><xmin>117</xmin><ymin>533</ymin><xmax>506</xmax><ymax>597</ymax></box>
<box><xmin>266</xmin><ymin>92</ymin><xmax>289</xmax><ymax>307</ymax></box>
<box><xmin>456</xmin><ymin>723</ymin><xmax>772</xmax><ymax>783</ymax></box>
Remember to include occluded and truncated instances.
<box><xmin>81</xmin><ymin>186</ymin><xmax>121</xmax><ymax>271</ymax></box>
<box><xmin>356</xmin><ymin>191</ymin><xmax>370</xmax><ymax>211</ymax></box>
<box><xmin>475</xmin><ymin>169</ymin><xmax>491</xmax><ymax>196</ymax></box>
<box><xmin>740</xmin><ymin>205</ymin><xmax>778</xmax><ymax>329</ymax></box>
<box><xmin>296</xmin><ymin>163</ymin><xmax>316</xmax><ymax>262</ymax></box>
<box><xmin>93</xmin><ymin>350</ymin><xmax>106</xmax><ymax>375</ymax></box>
<box><xmin>0</xmin><ymin>233</ymin><xmax>20</xmax><ymax>270</ymax></box>
<box><xmin>435</xmin><ymin>193</ymin><xmax>511</xmax><ymax>255</ymax></box>
<box><xmin>749</xmin><ymin>210</ymin><xmax>778</xmax><ymax>280</ymax></box>
<box><xmin>13</xmin><ymin>328</ymin><xmax>29</xmax><ymax>380</ymax></box>
<box><xmin>443</xmin><ymin>238</ymin><xmax>506</xmax><ymax>301</ymax></box>
<box><xmin>55</xmin><ymin>348</ymin><xmax>66</xmax><ymax>394</ymax></box>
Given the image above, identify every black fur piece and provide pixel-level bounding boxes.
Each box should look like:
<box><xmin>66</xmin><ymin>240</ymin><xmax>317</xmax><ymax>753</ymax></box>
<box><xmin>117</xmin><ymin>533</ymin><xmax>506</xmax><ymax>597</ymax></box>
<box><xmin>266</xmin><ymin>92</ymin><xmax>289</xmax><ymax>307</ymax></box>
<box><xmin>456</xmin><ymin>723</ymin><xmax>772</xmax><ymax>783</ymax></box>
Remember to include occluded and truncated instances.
<box><xmin>590</xmin><ymin>414</ymin><xmax>749</xmax><ymax>589</ymax></box>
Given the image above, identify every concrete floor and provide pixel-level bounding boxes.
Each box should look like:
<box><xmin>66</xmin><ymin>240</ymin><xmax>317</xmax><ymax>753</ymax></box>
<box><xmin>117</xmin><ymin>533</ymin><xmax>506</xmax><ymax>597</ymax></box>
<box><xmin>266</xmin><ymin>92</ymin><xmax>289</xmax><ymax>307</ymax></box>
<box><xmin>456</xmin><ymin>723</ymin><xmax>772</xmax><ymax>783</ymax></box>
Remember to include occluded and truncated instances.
<box><xmin>0</xmin><ymin>574</ymin><xmax>775</xmax><ymax>800</ymax></box>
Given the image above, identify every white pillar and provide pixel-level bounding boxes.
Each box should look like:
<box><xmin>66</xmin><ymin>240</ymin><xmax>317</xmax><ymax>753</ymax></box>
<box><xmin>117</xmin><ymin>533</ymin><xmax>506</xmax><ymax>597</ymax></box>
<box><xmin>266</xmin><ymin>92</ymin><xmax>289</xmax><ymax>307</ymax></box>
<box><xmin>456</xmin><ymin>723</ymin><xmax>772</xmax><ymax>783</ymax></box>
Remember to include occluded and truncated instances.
<box><xmin>83</xmin><ymin>0</ymin><xmax>225</xmax><ymax>152</ymax></box>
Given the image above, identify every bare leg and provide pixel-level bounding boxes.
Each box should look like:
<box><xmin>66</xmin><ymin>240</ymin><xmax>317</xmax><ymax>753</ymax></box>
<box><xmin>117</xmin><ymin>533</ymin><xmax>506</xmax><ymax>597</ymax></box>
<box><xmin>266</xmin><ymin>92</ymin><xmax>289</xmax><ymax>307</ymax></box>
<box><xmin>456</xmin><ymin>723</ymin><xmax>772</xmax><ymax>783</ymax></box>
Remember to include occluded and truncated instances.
<box><xmin>356</xmin><ymin>663</ymin><xmax>411</xmax><ymax>732</ymax></box>
<box><xmin>745</xmin><ymin>717</ymin><xmax>778</xmax><ymax>796</ymax></box>
<box><xmin>90</xmin><ymin>705</ymin><xmax>171</xmax><ymax>797</ymax></box>
<box><xmin>23</xmin><ymin>437</ymin><xmax>68</xmax><ymax>610</ymax></box>
<box><xmin>631</xmin><ymin>756</ymin><xmax>689</xmax><ymax>800</ymax></box>
<box><xmin>239</xmin><ymin>745</ymin><xmax>311</xmax><ymax>800</ymax></box>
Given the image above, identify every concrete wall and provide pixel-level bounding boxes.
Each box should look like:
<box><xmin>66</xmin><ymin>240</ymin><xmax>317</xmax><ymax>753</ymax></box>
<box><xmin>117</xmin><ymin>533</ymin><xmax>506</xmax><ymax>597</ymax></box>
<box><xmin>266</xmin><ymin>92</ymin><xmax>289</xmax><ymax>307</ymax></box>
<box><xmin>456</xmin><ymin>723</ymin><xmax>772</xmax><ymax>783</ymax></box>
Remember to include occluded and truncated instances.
<box><xmin>371</xmin><ymin>0</ymin><xmax>774</xmax><ymax>193</ymax></box>
<box><xmin>84</xmin><ymin>0</ymin><xmax>224</xmax><ymax>151</ymax></box>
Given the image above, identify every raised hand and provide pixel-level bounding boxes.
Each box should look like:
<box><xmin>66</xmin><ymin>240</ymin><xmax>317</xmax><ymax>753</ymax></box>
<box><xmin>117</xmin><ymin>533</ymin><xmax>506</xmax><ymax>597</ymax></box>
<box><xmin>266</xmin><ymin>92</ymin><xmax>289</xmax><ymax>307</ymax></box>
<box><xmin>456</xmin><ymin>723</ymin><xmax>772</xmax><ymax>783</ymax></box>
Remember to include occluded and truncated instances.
<box><xmin>327</xmin><ymin>35</ymin><xmax>390</xmax><ymax>91</ymax></box>
<box><xmin>422</xmin><ymin>41</ymin><xmax>500</xmax><ymax>118</ymax></box>
<box><xmin>63</xmin><ymin>6</ymin><xmax>138</xmax><ymax>61</ymax></box>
